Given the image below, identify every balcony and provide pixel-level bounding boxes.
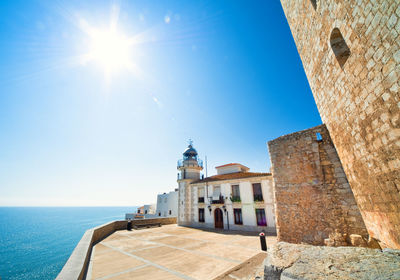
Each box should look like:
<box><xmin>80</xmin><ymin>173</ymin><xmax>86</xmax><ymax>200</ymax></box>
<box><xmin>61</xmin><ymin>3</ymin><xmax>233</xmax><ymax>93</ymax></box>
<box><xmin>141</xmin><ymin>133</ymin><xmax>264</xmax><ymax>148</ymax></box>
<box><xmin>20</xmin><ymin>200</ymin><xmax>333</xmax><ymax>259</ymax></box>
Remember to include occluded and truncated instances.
<box><xmin>230</xmin><ymin>196</ymin><xmax>241</xmax><ymax>203</ymax></box>
<box><xmin>211</xmin><ymin>195</ymin><xmax>224</xmax><ymax>204</ymax></box>
<box><xmin>198</xmin><ymin>197</ymin><xmax>205</xmax><ymax>203</ymax></box>
<box><xmin>177</xmin><ymin>158</ymin><xmax>203</xmax><ymax>168</ymax></box>
<box><xmin>253</xmin><ymin>194</ymin><xmax>264</xmax><ymax>202</ymax></box>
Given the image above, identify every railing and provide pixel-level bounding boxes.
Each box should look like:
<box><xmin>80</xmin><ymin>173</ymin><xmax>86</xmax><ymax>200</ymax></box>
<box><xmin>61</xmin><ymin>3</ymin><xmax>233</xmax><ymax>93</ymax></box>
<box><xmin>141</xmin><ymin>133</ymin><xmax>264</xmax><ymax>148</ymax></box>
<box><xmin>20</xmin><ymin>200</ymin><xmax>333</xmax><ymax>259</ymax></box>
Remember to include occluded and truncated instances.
<box><xmin>198</xmin><ymin>197</ymin><xmax>205</xmax><ymax>203</ymax></box>
<box><xmin>177</xmin><ymin>158</ymin><xmax>204</xmax><ymax>168</ymax></box>
<box><xmin>230</xmin><ymin>196</ymin><xmax>241</xmax><ymax>203</ymax></box>
<box><xmin>253</xmin><ymin>194</ymin><xmax>264</xmax><ymax>202</ymax></box>
<box><xmin>211</xmin><ymin>195</ymin><xmax>224</xmax><ymax>204</ymax></box>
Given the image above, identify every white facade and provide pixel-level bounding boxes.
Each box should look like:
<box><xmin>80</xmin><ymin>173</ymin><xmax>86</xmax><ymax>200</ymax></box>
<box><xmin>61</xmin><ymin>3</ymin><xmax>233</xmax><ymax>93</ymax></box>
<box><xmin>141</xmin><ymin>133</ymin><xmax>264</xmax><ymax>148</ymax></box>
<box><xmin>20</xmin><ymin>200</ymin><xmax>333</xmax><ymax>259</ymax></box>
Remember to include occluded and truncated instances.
<box><xmin>125</xmin><ymin>204</ymin><xmax>156</xmax><ymax>220</ymax></box>
<box><xmin>215</xmin><ymin>163</ymin><xmax>249</xmax><ymax>175</ymax></box>
<box><xmin>190</xmin><ymin>176</ymin><xmax>276</xmax><ymax>232</ymax></box>
<box><xmin>176</xmin><ymin>143</ymin><xmax>275</xmax><ymax>233</ymax></box>
<box><xmin>156</xmin><ymin>189</ymin><xmax>178</xmax><ymax>217</ymax></box>
<box><xmin>142</xmin><ymin>204</ymin><xmax>156</xmax><ymax>215</ymax></box>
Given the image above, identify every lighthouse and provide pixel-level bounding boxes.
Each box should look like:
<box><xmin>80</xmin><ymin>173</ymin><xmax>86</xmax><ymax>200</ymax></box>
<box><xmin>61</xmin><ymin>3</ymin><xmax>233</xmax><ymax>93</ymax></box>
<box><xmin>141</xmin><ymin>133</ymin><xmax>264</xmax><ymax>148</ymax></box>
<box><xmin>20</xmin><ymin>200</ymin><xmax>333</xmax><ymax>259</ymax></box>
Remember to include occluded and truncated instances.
<box><xmin>177</xmin><ymin>140</ymin><xmax>203</xmax><ymax>225</ymax></box>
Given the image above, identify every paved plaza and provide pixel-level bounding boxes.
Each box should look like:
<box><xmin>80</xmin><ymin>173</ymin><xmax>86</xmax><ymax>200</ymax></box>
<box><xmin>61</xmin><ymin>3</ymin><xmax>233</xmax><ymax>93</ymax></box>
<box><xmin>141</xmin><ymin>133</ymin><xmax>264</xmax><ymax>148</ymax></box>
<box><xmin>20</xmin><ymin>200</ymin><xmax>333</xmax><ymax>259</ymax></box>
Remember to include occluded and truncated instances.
<box><xmin>87</xmin><ymin>224</ymin><xmax>276</xmax><ymax>280</ymax></box>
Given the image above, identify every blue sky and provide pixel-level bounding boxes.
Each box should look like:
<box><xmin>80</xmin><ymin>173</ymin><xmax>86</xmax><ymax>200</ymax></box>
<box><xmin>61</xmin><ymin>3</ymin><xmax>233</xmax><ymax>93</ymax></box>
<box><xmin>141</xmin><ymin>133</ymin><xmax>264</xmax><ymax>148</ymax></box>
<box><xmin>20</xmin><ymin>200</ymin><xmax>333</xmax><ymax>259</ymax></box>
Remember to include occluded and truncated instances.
<box><xmin>0</xmin><ymin>0</ymin><xmax>321</xmax><ymax>206</ymax></box>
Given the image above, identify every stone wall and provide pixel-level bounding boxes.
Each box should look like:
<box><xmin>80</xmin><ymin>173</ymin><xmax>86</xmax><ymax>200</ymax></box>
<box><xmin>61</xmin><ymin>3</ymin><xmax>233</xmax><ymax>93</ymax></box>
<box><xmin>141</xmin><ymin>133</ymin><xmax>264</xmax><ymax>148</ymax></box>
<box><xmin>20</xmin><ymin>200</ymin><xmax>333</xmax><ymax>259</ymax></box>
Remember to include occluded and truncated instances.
<box><xmin>268</xmin><ymin>124</ymin><xmax>368</xmax><ymax>245</ymax></box>
<box><xmin>279</xmin><ymin>0</ymin><xmax>400</xmax><ymax>249</ymax></box>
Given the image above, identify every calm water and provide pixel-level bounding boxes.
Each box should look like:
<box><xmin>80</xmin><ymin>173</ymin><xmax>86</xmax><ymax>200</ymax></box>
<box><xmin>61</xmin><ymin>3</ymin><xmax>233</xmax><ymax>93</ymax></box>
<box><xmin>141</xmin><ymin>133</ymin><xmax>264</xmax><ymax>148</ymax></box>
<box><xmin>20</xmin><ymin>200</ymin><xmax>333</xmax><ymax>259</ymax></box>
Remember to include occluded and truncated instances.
<box><xmin>0</xmin><ymin>207</ymin><xmax>136</xmax><ymax>280</ymax></box>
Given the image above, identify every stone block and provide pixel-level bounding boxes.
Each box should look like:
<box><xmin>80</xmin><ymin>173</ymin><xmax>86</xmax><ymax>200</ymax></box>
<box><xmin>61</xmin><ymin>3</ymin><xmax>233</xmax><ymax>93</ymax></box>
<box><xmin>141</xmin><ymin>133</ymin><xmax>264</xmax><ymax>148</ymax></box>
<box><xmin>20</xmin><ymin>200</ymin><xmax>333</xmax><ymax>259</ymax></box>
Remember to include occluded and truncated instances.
<box><xmin>264</xmin><ymin>242</ymin><xmax>400</xmax><ymax>280</ymax></box>
<box><xmin>349</xmin><ymin>234</ymin><xmax>368</xmax><ymax>247</ymax></box>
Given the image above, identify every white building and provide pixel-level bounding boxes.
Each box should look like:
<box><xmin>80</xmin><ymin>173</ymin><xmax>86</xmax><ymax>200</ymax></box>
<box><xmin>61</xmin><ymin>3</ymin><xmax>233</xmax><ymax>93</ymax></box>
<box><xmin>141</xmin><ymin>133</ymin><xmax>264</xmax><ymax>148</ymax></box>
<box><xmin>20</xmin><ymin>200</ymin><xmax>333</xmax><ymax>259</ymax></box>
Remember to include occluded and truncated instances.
<box><xmin>177</xmin><ymin>143</ymin><xmax>276</xmax><ymax>233</ymax></box>
<box><xmin>125</xmin><ymin>204</ymin><xmax>156</xmax><ymax>220</ymax></box>
<box><xmin>156</xmin><ymin>189</ymin><xmax>178</xmax><ymax>217</ymax></box>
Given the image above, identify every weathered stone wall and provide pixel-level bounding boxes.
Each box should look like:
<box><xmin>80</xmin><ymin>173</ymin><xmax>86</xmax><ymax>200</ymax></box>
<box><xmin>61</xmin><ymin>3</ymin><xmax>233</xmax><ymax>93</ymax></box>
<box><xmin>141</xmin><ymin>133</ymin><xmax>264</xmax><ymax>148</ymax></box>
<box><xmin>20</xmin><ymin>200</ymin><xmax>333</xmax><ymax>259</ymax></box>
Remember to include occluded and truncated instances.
<box><xmin>280</xmin><ymin>0</ymin><xmax>400</xmax><ymax>248</ymax></box>
<box><xmin>268</xmin><ymin>124</ymin><xmax>368</xmax><ymax>245</ymax></box>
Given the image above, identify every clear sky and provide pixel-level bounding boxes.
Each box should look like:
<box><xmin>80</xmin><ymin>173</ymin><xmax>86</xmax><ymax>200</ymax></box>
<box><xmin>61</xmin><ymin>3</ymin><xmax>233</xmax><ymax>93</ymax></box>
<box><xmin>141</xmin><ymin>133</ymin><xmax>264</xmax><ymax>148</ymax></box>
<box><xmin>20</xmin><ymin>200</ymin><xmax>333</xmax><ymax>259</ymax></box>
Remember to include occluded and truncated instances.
<box><xmin>0</xmin><ymin>0</ymin><xmax>321</xmax><ymax>206</ymax></box>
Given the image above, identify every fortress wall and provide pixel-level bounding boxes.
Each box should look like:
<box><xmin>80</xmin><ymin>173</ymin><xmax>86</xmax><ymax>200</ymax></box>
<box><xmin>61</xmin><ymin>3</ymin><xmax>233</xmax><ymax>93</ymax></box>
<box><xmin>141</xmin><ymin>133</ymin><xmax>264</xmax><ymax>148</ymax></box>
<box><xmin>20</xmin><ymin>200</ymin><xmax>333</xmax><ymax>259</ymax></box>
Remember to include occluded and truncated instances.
<box><xmin>280</xmin><ymin>0</ymin><xmax>400</xmax><ymax>248</ymax></box>
<box><xmin>268</xmin><ymin>124</ymin><xmax>368</xmax><ymax>245</ymax></box>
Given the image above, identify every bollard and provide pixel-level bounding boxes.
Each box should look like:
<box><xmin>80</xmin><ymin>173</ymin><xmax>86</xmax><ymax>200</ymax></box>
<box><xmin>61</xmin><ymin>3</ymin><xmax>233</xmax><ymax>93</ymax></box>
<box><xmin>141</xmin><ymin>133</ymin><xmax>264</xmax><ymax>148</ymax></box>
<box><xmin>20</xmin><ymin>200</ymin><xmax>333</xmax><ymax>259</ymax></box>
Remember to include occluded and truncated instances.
<box><xmin>259</xmin><ymin>231</ymin><xmax>267</xmax><ymax>251</ymax></box>
<box><xmin>127</xmin><ymin>220</ymin><xmax>132</xmax><ymax>231</ymax></box>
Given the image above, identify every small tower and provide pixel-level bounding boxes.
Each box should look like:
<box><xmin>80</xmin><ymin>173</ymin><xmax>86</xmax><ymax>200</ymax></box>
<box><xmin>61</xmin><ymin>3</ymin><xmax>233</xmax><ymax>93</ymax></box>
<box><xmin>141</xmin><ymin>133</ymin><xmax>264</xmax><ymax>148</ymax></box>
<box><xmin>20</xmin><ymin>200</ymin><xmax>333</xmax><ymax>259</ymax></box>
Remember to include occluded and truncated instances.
<box><xmin>177</xmin><ymin>140</ymin><xmax>203</xmax><ymax>225</ymax></box>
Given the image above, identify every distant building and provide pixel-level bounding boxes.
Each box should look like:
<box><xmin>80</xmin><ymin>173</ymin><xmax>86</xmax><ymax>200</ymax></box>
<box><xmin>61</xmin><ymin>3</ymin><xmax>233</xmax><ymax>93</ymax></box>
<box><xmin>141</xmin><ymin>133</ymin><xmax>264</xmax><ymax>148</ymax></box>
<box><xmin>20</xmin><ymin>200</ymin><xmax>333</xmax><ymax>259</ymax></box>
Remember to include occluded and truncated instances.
<box><xmin>177</xmin><ymin>142</ymin><xmax>276</xmax><ymax>232</ymax></box>
<box><xmin>125</xmin><ymin>204</ymin><xmax>156</xmax><ymax>220</ymax></box>
<box><xmin>156</xmin><ymin>189</ymin><xmax>178</xmax><ymax>217</ymax></box>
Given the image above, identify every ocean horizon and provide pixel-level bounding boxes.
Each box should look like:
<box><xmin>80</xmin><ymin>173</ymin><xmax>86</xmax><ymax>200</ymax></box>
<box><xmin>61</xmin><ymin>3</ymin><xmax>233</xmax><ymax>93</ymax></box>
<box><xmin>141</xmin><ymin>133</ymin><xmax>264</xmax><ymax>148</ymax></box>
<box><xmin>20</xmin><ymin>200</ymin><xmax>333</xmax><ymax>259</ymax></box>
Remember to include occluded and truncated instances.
<box><xmin>0</xmin><ymin>206</ymin><xmax>137</xmax><ymax>280</ymax></box>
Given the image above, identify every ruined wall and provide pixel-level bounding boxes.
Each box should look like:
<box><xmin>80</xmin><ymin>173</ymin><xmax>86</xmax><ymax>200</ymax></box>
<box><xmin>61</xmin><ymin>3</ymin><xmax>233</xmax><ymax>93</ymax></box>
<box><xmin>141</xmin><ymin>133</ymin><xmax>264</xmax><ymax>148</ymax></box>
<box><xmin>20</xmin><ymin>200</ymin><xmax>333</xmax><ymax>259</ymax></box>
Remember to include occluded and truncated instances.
<box><xmin>268</xmin><ymin>125</ymin><xmax>368</xmax><ymax>245</ymax></box>
<box><xmin>280</xmin><ymin>0</ymin><xmax>400</xmax><ymax>248</ymax></box>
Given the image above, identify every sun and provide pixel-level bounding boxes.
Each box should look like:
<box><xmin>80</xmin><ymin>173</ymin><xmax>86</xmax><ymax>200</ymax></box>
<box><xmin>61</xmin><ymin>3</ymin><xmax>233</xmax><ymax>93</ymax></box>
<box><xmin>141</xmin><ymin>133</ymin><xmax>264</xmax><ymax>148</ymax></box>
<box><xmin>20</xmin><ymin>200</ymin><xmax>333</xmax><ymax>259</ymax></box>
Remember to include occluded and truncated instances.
<box><xmin>85</xmin><ymin>27</ymin><xmax>132</xmax><ymax>75</ymax></box>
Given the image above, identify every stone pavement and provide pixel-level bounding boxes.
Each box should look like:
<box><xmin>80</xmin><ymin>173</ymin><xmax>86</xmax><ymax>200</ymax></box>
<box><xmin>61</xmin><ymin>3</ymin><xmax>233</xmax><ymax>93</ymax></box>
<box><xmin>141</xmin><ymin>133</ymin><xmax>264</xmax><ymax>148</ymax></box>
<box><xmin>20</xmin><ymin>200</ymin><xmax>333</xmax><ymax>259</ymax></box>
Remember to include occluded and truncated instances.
<box><xmin>87</xmin><ymin>224</ymin><xmax>276</xmax><ymax>280</ymax></box>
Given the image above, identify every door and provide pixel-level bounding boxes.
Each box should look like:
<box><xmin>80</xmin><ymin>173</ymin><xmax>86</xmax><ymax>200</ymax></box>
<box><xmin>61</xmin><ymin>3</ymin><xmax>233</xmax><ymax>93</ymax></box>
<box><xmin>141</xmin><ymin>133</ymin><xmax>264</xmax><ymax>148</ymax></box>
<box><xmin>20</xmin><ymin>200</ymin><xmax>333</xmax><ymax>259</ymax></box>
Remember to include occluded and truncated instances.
<box><xmin>214</xmin><ymin>208</ymin><xmax>223</xmax><ymax>229</ymax></box>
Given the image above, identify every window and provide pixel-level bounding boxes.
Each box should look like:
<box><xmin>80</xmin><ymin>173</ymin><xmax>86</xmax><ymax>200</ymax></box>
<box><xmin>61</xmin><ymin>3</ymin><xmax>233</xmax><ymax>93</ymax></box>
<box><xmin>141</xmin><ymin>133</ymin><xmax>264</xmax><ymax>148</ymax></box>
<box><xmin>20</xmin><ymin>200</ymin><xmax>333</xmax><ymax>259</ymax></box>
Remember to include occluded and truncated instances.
<box><xmin>310</xmin><ymin>0</ymin><xmax>317</xmax><ymax>10</ymax></box>
<box><xmin>169</xmin><ymin>210</ymin><xmax>172</xmax><ymax>215</ymax></box>
<box><xmin>198</xmin><ymin>187</ymin><xmax>205</xmax><ymax>203</ymax></box>
<box><xmin>330</xmin><ymin>28</ymin><xmax>350</xmax><ymax>68</ymax></box>
<box><xmin>199</xmin><ymin>208</ymin><xmax>205</xmax><ymax>222</ymax></box>
<box><xmin>256</xmin><ymin>209</ymin><xmax>267</xmax><ymax>226</ymax></box>
<box><xmin>213</xmin><ymin>186</ymin><xmax>221</xmax><ymax>199</ymax></box>
<box><xmin>234</xmin><ymin>209</ymin><xmax>243</xmax><ymax>225</ymax></box>
<box><xmin>158</xmin><ymin>212</ymin><xmax>161</xmax><ymax>216</ymax></box>
<box><xmin>252</xmin><ymin>183</ymin><xmax>263</xmax><ymax>202</ymax></box>
<box><xmin>316</xmin><ymin>132</ymin><xmax>323</xmax><ymax>141</ymax></box>
<box><xmin>212</xmin><ymin>186</ymin><xmax>224</xmax><ymax>203</ymax></box>
<box><xmin>231</xmin><ymin>185</ymin><xmax>241</xmax><ymax>202</ymax></box>
<box><xmin>145</xmin><ymin>210</ymin><xmax>148</xmax><ymax>214</ymax></box>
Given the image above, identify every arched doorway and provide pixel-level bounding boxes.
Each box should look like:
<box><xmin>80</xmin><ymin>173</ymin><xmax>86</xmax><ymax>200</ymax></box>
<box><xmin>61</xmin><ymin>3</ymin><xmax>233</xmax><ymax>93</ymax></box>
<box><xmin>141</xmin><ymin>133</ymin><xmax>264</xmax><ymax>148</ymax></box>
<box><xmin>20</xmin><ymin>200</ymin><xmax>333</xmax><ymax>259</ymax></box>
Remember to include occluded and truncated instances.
<box><xmin>214</xmin><ymin>208</ymin><xmax>223</xmax><ymax>229</ymax></box>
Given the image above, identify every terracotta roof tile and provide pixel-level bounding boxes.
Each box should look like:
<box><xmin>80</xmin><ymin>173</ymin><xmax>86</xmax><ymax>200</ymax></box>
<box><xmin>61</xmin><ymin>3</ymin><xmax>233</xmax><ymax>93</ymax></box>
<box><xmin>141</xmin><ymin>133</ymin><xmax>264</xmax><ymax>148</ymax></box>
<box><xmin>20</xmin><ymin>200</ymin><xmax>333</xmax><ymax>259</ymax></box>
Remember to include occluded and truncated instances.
<box><xmin>215</xmin><ymin>163</ymin><xmax>244</xmax><ymax>168</ymax></box>
<box><xmin>191</xmin><ymin>172</ymin><xmax>271</xmax><ymax>184</ymax></box>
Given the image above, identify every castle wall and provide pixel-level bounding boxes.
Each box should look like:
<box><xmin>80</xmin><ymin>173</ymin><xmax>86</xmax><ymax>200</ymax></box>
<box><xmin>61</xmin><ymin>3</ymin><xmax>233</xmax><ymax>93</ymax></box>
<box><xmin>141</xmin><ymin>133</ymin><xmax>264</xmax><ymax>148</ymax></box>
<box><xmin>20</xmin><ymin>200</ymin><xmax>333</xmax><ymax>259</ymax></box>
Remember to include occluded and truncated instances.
<box><xmin>268</xmin><ymin>124</ymin><xmax>368</xmax><ymax>245</ymax></box>
<box><xmin>280</xmin><ymin>0</ymin><xmax>400</xmax><ymax>248</ymax></box>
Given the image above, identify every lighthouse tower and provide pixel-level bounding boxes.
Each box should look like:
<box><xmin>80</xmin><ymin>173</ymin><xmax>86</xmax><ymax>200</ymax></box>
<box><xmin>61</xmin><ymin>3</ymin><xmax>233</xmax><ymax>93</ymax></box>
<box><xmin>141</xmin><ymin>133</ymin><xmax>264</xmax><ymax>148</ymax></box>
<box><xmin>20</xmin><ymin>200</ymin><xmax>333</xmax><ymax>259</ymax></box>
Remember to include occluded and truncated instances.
<box><xmin>177</xmin><ymin>141</ymin><xmax>203</xmax><ymax>225</ymax></box>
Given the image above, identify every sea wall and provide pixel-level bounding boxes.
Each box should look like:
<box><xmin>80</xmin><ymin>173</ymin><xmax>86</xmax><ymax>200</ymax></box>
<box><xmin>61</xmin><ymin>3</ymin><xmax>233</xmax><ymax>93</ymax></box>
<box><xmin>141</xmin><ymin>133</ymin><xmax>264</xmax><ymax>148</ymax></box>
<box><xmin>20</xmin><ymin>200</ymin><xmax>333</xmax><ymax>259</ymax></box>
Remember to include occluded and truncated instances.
<box><xmin>268</xmin><ymin>124</ymin><xmax>367</xmax><ymax>245</ymax></box>
<box><xmin>56</xmin><ymin>217</ymin><xmax>177</xmax><ymax>280</ymax></box>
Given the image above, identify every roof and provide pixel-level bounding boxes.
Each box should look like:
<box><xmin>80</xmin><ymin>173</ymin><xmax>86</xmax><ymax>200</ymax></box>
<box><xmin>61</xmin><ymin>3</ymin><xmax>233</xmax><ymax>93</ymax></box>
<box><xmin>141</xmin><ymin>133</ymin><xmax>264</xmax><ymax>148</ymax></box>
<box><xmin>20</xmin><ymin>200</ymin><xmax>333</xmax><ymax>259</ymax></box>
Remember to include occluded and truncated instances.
<box><xmin>191</xmin><ymin>172</ymin><xmax>271</xmax><ymax>184</ymax></box>
<box><xmin>215</xmin><ymin>163</ymin><xmax>248</xmax><ymax>169</ymax></box>
<box><xmin>183</xmin><ymin>144</ymin><xmax>198</xmax><ymax>157</ymax></box>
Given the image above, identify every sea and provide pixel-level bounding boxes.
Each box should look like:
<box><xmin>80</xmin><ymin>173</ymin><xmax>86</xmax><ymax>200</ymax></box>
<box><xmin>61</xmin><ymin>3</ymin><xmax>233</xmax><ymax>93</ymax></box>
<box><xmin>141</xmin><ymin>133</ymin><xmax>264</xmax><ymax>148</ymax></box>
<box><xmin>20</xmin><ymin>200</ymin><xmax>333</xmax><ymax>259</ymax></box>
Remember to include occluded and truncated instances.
<box><xmin>0</xmin><ymin>206</ymin><xmax>137</xmax><ymax>280</ymax></box>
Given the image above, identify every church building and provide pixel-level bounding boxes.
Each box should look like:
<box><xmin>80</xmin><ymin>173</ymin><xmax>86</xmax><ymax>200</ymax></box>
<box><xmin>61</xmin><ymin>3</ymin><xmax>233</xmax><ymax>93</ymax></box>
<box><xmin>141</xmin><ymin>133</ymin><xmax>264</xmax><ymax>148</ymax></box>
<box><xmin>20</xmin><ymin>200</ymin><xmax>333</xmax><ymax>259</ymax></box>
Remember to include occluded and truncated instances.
<box><xmin>177</xmin><ymin>142</ymin><xmax>276</xmax><ymax>233</ymax></box>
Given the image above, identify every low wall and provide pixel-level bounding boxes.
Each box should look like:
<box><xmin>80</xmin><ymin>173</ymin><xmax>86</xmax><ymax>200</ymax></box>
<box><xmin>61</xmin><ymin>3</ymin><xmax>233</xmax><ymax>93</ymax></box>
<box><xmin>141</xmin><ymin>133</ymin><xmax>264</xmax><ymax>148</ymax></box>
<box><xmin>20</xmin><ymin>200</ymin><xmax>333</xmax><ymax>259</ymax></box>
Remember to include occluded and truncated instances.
<box><xmin>190</xmin><ymin>221</ymin><xmax>277</xmax><ymax>234</ymax></box>
<box><xmin>56</xmin><ymin>217</ymin><xmax>177</xmax><ymax>280</ymax></box>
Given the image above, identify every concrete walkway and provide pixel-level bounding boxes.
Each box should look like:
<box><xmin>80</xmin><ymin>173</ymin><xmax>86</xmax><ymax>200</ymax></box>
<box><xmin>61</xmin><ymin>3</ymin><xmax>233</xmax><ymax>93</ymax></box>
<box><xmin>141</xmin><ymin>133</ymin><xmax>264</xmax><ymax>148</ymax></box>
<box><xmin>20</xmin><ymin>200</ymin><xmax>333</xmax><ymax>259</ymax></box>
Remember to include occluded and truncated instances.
<box><xmin>87</xmin><ymin>224</ymin><xmax>276</xmax><ymax>280</ymax></box>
